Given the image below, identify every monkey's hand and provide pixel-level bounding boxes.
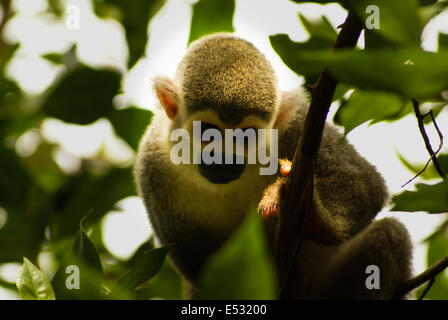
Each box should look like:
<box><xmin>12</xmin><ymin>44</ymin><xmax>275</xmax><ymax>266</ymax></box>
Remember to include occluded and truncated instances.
<box><xmin>257</xmin><ymin>159</ymin><xmax>291</xmax><ymax>219</ymax></box>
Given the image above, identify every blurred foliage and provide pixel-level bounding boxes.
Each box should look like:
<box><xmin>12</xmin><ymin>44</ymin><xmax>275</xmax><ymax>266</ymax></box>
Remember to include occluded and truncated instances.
<box><xmin>189</xmin><ymin>0</ymin><xmax>235</xmax><ymax>44</ymax></box>
<box><xmin>93</xmin><ymin>0</ymin><xmax>167</xmax><ymax>68</ymax></box>
<box><xmin>0</xmin><ymin>0</ymin><xmax>447</xmax><ymax>300</ymax></box>
<box><xmin>199</xmin><ymin>213</ymin><xmax>276</xmax><ymax>299</ymax></box>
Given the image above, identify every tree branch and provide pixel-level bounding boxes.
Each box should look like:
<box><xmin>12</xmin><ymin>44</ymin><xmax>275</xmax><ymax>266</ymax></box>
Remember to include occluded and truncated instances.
<box><xmin>401</xmin><ymin>109</ymin><xmax>446</xmax><ymax>187</ymax></box>
<box><xmin>274</xmin><ymin>11</ymin><xmax>363</xmax><ymax>298</ymax></box>
<box><xmin>412</xmin><ymin>99</ymin><xmax>446</xmax><ymax>180</ymax></box>
<box><xmin>393</xmin><ymin>254</ymin><xmax>448</xmax><ymax>299</ymax></box>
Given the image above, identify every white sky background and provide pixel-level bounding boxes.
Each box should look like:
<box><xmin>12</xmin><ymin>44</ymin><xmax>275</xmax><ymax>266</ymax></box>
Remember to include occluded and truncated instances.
<box><xmin>1</xmin><ymin>0</ymin><xmax>448</xmax><ymax>299</ymax></box>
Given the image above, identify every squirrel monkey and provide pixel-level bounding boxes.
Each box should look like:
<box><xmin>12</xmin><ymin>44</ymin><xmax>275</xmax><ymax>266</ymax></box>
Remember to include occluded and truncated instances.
<box><xmin>134</xmin><ymin>33</ymin><xmax>412</xmax><ymax>299</ymax></box>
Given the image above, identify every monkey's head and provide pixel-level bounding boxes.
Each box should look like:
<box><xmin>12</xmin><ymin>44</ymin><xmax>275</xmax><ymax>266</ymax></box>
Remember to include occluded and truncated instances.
<box><xmin>154</xmin><ymin>33</ymin><xmax>280</xmax><ymax>185</ymax></box>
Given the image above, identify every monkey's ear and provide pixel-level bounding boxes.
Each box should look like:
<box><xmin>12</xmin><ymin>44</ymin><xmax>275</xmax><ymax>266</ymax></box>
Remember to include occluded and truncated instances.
<box><xmin>154</xmin><ymin>76</ymin><xmax>179</xmax><ymax>120</ymax></box>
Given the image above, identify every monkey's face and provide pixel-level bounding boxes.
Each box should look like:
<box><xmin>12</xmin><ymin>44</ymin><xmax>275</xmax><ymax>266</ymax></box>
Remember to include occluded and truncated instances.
<box><xmin>181</xmin><ymin>110</ymin><xmax>273</xmax><ymax>185</ymax></box>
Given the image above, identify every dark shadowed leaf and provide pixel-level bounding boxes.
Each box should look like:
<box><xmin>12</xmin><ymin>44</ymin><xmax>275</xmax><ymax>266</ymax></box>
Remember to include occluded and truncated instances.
<box><xmin>189</xmin><ymin>0</ymin><xmax>235</xmax><ymax>44</ymax></box>
<box><xmin>419</xmin><ymin>0</ymin><xmax>438</xmax><ymax>5</ymax></box>
<box><xmin>270</xmin><ymin>34</ymin><xmax>333</xmax><ymax>84</ymax></box>
<box><xmin>419</xmin><ymin>1</ymin><xmax>448</xmax><ymax>27</ymax></box>
<box><xmin>49</xmin><ymin>167</ymin><xmax>135</xmax><ymax>239</ymax></box>
<box><xmin>109</xmin><ymin>107</ymin><xmax>152</xmax><ymax>150</ymax></box>
<box><xmin>0</xmin><ymin>146</ymin><xmax>49</xmax><ymax>262</ymax></box>
<box><xmin>270</xmin><ymin>48</ymin><xmax>448</xmax><ymax>99</ymax></box>
<box><xmin>16</xmin><ymin>257</ymin><xmax>55</xmax><ymax>300</ymax></box>
<box><xmin>391</xmin><ymin>181</ymin><xmax>448</xmax><ymax>213</ymax></box>
<box><xmin>42</xmin><ymin>67</ymin><xmax>121</xmax><ymax>125</ymax></box>
<box><xmin>439</xmin><ymin>33</ymin><xmax>448</xmax><ymax>50</ymax></box>
<box><xmin>348</xmin><ymin>0</ymin><xmax>421</xmax><ymax>46</ymax></box>
<box><xmin>299</xmin><ymin>13</ymin><xmax>337</xmax><ymax>42</ymax></box>
<box><xmin>134</xmin><ymin>258</ymin><xmax>182</xmax><ymax>300</ymax></box>
<box><xmin>93</xmin><ymin>0</ymin><xmax>166</xmax><ymax>68</ymax></box>
<box><xmin>111</xmin><ymin>245</ymin><xmax>171</xmax><ymax>295</ymax></box>
<box><xmin>364</xmin><ymin>29</ymin><xmax>397</xmax><ymax>50</ymax></box>
<box><xmin>42</xmin><ymin>53</ymin><xmax>64</xmax><ymax>65</ymax></box>
<box><xmin>47</xmin><ymin>0</ymin><xmax>64</xmax><ymax>17</ymax></box>
<box><xmin>51</xmin><ymin>215</ymin><xmax>104</xmax><ymax>299</ymax></box>
<box><xmin>0</xmin><ymin>44</ymin><xmax>19</xmax><ymax>73</ymax></box>
<box><xmin>199</xmin><ymin>213</ymin><xmax>276</xmax><ymax>299</ymax></box>
<box><xmin>73</xmin><ymin>215</ymin><xmax>103</xmax><ymax>275</ymax></box>
<box><xmin>419</xmin><ymin>224</ymin><xmax>448</xmax><ymax>299</ymax></box>
<box><xmin>334</xmin><ymin>90</ymin><xmax>407</xmax><ymax>133</ymax></box>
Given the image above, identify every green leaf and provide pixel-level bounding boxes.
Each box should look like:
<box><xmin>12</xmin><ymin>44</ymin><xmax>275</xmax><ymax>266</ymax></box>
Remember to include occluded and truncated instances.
<box><xmin>270</xmin><ymin>34</ymin><xmax>333</xmax><ymax>83</ymax></box>
<box><xmin>42</xmin><ymin>67</ymin><xmax>121</xmax><ymax>125</ymax></box>
<box><xmin>271</xmin><ymin>48</ymin><xmax>448</xmax><ymax>99</ymax></box>
<box><xmin>93</xmin><ymin>0</ymin><xmax>166</xmax><ymax>68</ymax></box>
<box><xmin>438</xmin><ymin>154</ymin><xmax>448</xmax><ymax>172</ymax></box>
<box><xmin>0</xmin><ymin>146</ymin><xmax>49</xmax><ymax>262</ymax></box>
<box><xmin>189</xmin><ymin>0</ymin><xmax>235</xmax><ymax>44</ymax></box>
<box><xmin>419</xmin><ymin>1</ymin><xmax>448</xmax><ymax>27</ymax></box>
<box><xmin>418</xmin><ymin>0</ymin><xmax>438</xmax><ymax>5</ymax></box>
<box><xmin>391</xmin><ymin>181</ymin><xmax>448</xmax><ymax>213</ymax></box>
<box><xmin>16</xmin><ymin>257</ymin><xmax>55</xmax><ymax>300</ymax></box>
<box><xmin>348</xmin><ymin>0</ymin><xmax>421</xmax><ymax>46</ymax></box>
<box><xmin>47</xmin><ymin>0</ymin><xmax>64</xmax><ymax>17</ymax></box>
<box><xmin>396</xmin><ymin>152</ymin><xmax>440</xmax><ymax>181</ymax></box>
<box><xmin>108</xmin><ymin>107</ymin><xmax>152</xmax><ymax>150</ymax></box>
<box><xmin>334</xmin><ymin>90</ymin><xmax>407</xmax><ymax>133</ymax></box>
<box><xmin>42</xmin><ymin>53</ymin><xmax>64</xmax><ymax>65</ymax></box>
<box><xmin>51</xmin><ymin>214</ymin><xmax>104</xmax><ymax>299</ymax></box>
<box><xmin>439</xmin><ymin>33</ymin><xmax>448</xmax><ymax>51</ymax></box>
<box><xmin>135</xmin><ymin>259</ymin><xmax>182</xmax><ymax>300</ymax></box>
<box><xmin>420</xmin><ymin>225</ymin><xmax>448</xmax><ymax>299</ymax></box>
<box><xmin>364</xmin><ymin>29</ymin><xmax>397</xmax><ymax>50</ymax></box>
<box><xmin>298</xmin><ymin>13</ymin><xmax>337</xmax><ymax>42</ymax></box>
<box><xmin>111</xmin><ymin>245</ymin><xmax>171</xmax><ymax>295</ymax></box>
<box><xmin>0</xmin><ymin>44</ymin><xmax>19</xmax><ymax>73</ymax></box>
<box><xmin>73</xmin><ymin>214</ymin><xmax>103</xmax><ymax>275</ymax></box>
<box><xmin>332</xmin><ymin>83</ymin><xmax>351</xmax><ymax>101</ymax></box>
<box><xmin>50</xmin><ymin>167</ymin><xmax>135</xmax><ymax>239</ymax></box>
<box><xmin>199</xmin><ymin>213</ymin><xmax>276</xmax><ymax>299</ymax></box>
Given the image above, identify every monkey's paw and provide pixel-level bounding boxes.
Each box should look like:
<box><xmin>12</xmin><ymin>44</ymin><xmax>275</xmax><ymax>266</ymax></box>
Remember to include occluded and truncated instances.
<box><xmin>257</xmin><ymin>177</ymin><xmax>287</xmax><ymax>219</ymax></box>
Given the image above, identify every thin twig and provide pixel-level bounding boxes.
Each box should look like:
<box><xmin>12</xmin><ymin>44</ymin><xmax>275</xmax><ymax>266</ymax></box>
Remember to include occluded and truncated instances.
<box><xmin>414</xmin><ymin>99</ymin><xmax>446</xmax><ymax>176</ymax></box>
<box><xmin>418</xmin><ymin>277</ymin><xmax>435</xmax><ymax>300</ymax></box>
<box><xmin>402</xmin><ymin>107</ymin><xmax>446</xmax><ymax>187</ymax></box>
<box><xmin>393</xmin><ymin>254</ymin><xmax>448</xmax><ymax>299</ymax></box>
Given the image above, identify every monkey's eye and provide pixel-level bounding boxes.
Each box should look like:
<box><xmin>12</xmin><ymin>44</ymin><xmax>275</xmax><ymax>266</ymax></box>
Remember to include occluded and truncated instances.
<box><xmin>200</xmin><ymin>122</ymin><xmax>220</xmax><ymax>134</ymax></box>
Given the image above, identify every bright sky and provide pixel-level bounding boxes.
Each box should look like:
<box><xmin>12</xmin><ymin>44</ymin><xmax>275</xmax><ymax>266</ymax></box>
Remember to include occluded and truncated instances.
<box><xmin>1</xmin><ymin>0</ymin><xmax>448</xmax><ymax>299</ymax></box>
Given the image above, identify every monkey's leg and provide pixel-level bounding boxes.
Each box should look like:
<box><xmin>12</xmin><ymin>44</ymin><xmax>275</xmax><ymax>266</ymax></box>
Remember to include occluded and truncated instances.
<box><xmin>312</xmin><ymin>217</ymin><xmax>413</xmax><ymax>299</ymax></box>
